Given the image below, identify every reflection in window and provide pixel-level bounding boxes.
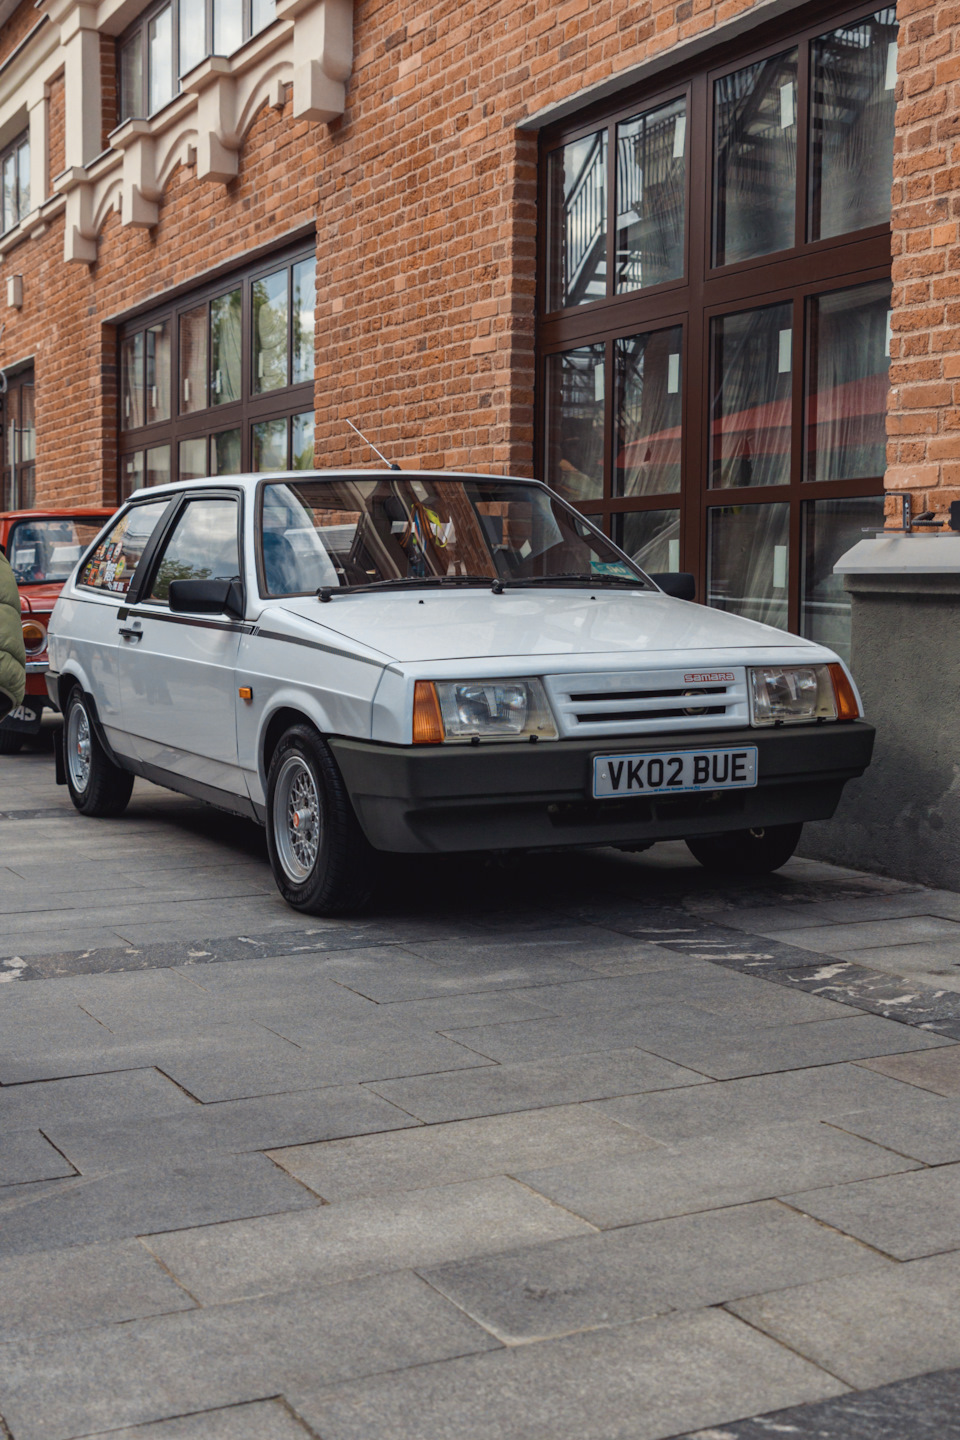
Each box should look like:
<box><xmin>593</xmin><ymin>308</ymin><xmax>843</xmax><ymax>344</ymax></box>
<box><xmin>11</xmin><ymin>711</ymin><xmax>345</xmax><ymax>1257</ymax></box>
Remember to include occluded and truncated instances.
<box><xmin>292</xmin><ymin>412</ymin><xmax>315</xmax><ymax>469</ymax></box>
<box><xmin>146</xmin><ymin>323</ymin><xmax>171</xmax><ymax>424</ymax></box>
<box><xmin>121</xmin><ymin>334</ymin><xmax>145</xmax><ymax>431</ymax></box>
<box><xmin>148</xmin><ymin>6</ymin><xmax>174</xmax><ymax>113</ymax></box>
<box><xmin>1</xmin><ymin>134</ymin><xmax>30</xmax><ymax>234</ymax></box>
<box><xmin>180</xmin><ymin>306</ymin><xmax>208</xmax><ymax>413</ymax></box>
<box><xmin>253</xmin><ymin>418</ymin><xmax>288</xmax><ymax>470</ymax></box>
<box><xmin>150</xmin><ymin>498</ymin><xmax>240</xmax><ymax>600</ymax></box>
<box><xmin>253</xmin><ymin>270</ymin><xmax>288</xmax><ymax>393</ymax></box>
<box><xmin>710</xmin><ymin>304</ymin><xmax>793</xmax><ymax>488</ymax></box>
<box><xmin>122</xmin><ymin>452</ymin><xmax>145</xmax><ymax>499</ymax></box>
<box><xmin>714</xmin><ymin>50</ymin><xmax>798</xmax><ymax>265</ymax></box>
<box><xmin>179</xmin><ymin>436</ymin><xmax>207</xmax><ymax>481</ymax></box>
<box><xmin>802</xmin><ymin>496</ymin><xmax>884</xmax><ymax>662</ymax></box>
<box><xmin>146</xmin><ymin>444</ymin><xmax>171</xmax><ymax>488</ymax></box>
<box><xmin>810</xmin><ymin>10</ymin><xmax>898</xmax><ymax>240</ymax></box>
<box><xmin>119</xmin><ymin>33</ymin><xmax>143</xmax><ymax>120</ymax></box>
<box><xmin>546</xmin><ymin>132</ymin><xmax>608</xmax><ymax>309</ymax></box>
<box><xmin>292</xmin><ymin>260</ymin><xmax>316</xmax><ymax>385</ymax></box>
<box><xmin>214</xmin><ymin>0</ymin><xmax>243</xmax><ymax>54</ymax></box>
<box><xmin>211</xmin><ymin>428</ymin><xmax>242</xmax><ymax>474</ymax></box>
<box><xmin>616</xmin><ymin>98</ymin><xmax>686</xmax><ymax>293</ymax></box>
<box><xmin>617</xmin><ymin>509</ymin><xmax>681</xmax><ymax>574</ymax></box>
<box><xmin>616</xmin><ymin>327</ymin><xmax>682</xmax><ymax>496</ymax></box>
<box><xmin>211</xmin><ymin>288</ymin><xmax>242</xmax><ymax>405</ymax></box>
<box><xmin>708</xmin><ymin>502</ymin><xmax>790</xmax><ymax>629</ymax></box>
<box><xmin>179</xmin><ymin>0</ymin><xmax>205</xmax><ymax>74</ymax></box>
<box><xmin>544</xmin><ymin>345</ymin><xmax>605</xmax><ymax>505</ymax></box>
<box><xmin>806</xmin><ymin>280</ymin><xmax>891</xmax><ymax>482</ymax></box>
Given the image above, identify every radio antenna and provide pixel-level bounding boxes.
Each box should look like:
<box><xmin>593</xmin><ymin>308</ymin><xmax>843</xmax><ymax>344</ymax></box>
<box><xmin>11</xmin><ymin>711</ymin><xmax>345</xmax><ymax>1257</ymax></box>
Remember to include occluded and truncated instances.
<box><xmin>346</xmin><ymin>419</ymin><xmax>401</xmax><ymax>470</ymax></box>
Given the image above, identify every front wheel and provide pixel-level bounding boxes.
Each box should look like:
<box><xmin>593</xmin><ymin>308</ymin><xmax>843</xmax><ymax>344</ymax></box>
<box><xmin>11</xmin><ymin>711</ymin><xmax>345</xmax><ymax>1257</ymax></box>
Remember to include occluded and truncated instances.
<box><xmin>64</xmin><ymin>688</ymin><xmax>134</xmax><ymax>817</ymax></box>
<box><xmin>685</xmin><ymin>822</ymin><xmax>803</xmax><ymax>875</ymax></box>
<box><xmin>265</xmin><ymin>724</ymin><xmax>377</xmax><ymax>915</ymax></box>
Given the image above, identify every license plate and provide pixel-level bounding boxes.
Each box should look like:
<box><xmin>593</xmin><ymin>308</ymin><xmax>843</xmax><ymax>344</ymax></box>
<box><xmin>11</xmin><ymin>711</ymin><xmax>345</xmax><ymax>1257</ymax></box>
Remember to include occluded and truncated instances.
<box><xmin>2</xmin><ymin>703</ymin><xmax>40</xmax><ymax>732</ymax></box>
<box><xmin>593</xmin><ymin>746</ymin><xmax>758</xmax><ymax>799</ymax></box>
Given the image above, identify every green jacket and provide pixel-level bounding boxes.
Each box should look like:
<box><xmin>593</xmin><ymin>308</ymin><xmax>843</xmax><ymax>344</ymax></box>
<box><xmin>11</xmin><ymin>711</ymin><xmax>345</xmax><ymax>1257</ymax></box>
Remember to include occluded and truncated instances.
<box><xmin>0</xmin><ymin>549</ymin><xmax>26</xmax><ymax>718</ymax></box>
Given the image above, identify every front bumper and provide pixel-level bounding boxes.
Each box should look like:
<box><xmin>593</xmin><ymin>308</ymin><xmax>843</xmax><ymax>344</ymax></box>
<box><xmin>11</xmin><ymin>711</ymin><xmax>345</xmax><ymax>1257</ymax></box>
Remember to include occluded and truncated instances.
<box><xmin>329</xmin><ymin>722</ymin><xmax>876</xmax><ymax>854</ymax></box>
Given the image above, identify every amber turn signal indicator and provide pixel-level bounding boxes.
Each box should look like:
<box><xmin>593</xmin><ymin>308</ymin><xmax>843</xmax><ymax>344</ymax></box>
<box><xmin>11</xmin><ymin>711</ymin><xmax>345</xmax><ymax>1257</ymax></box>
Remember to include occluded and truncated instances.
<box><xmin>828</xmin><ymin>664</ymin><xmax>860</xmax><ymax>721</ymax></box>
<box><xmin>412</xmin><ymin>681</ymin><xmax>445</xmax><ymax>744</ymax></box>
<box><xmin>238</xmin><ymin>686</ymin><xmax>253</xmax><ymax>701</ymax></box>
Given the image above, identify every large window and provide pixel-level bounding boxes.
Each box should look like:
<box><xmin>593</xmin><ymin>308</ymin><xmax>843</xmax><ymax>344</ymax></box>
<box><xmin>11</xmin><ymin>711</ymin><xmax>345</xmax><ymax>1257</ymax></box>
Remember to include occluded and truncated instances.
<box><xmin>538</xmin><ymin>3</ymin><xmax>895</xmax><ymax>661</ymax></box>
<box><xmin>1</xmin><ymin>132</ymin><xmax>29</xmax><ymax>234</ymax></box>
<box><xmin>118</xmin><ymin>245</ymin><xmax>316</xmax><ymax>497</ymax></box>
<box><xmin>1</xmin><ymin>369</ymin><xmax>35</xmax><ymax>510</ymax></box>
<box><xmin>119</xmin><ymin>0</ymin><xmax>277</xmax><ymax>121</ymax></box>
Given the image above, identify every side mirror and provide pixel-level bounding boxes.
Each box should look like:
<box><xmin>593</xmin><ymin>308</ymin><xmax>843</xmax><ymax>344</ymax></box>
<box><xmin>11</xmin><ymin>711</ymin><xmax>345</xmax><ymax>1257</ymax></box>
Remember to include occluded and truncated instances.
<box><xmin>651</xmin><ymin>572</ymin><xmax>696</xmax><ymax>602</ymax></box>
<box><xmin>168</xmin><ymin>578</ymin><xmax>245</xmax><ymax>619</ymax></box>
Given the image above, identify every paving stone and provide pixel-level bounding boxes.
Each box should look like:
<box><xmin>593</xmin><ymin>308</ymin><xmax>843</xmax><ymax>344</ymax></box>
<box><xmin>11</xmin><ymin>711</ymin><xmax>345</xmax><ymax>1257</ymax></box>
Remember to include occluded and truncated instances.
<box><xmin>0</xmin><ymin>1129</ymin><xmax>76</xmax><ymax>1187</ymax></box>
<box><xmin>766</xmin><ymin>916</ymin><xmax>960</xmax><ymax>956</ymax></box>
<box><xmin>728</xmin><ymin>1251</ymin><xmax>960</xmax><ymax>1389</ymax></box>
<box><xmin>786</xmin><ymin>1163</ymin><xmax>960</xmax><ymax>1259</ymax></box>
<box><xmin>840</xmin><ymin>941</ymin><xmax>960</xmax><ymax>981</ymax></box>
<box><xmin>826</xmin><ymin>1089</ymin><xmax>960</xmax><ymax>1163</ymax></box>
<box><xmin>291</xmin><ymin>1307</ymin><xmax>845</xmax><ymax>1440</ymax></box>
<box><xmin>377</xmin><ymin>989</ymin><xmax>562</xmax><ymax>1029</ymax></box>
<box><xmin>518</xmin><ymin>1120</ymin><xmax>917</xmax><ymax>1228</ymax></box>
<box><xmin>314</xmin><ymin>946</ymin><xmax>598</xmax><ymax>1002</ymax></box>
<box><xmin>0</xmin><ymin>1271</ymin><xmax>495</xmax><ymax>1440</ymax></box>
<box><xmin>861</xmin><ymin>1045</ymin><xmax>960</xmax><ymax>1095</ymax></box>
<box><xmin>145</xmin><ymin>1175</ymin><xmax>595</xmax><ymax>1304</ymax></box>
<box><xmin>0</xmin><ymin>1152</ymin><xmax>317</xmax><ymax>1259</ymax></box>
<box><xmin>0</xmin><ymin>1069</ymin><xmax>197</xmax><ymax>1128</ymax></box>
<box><xmin>268</xmin><ymin>1104</ymin><xmax>660</xmax><ymax>1201</ymax></box>
<box><xmin>420</xmin><ymin>1199</ymin><xmax>888</xmax><ymax>1342</ymax></box>
<box><xmin>594</xmin><ymin>1063</ymin><xmax>924</xmax><ymax>1142</ymax></box>
<box><xmin>80</xmin><ymin>1399</ymin><xmax>314</xmax><ymax>1439</ymax></box>
<box><xmin>368</xmin><ymin>1047</ymin><xmax>708</xmax><ymax>1123</ymax></box>
<box><xmin>0</xmin><ymin>1239</ymin><xmax>195</xmax><ymax>1342</ymax></box>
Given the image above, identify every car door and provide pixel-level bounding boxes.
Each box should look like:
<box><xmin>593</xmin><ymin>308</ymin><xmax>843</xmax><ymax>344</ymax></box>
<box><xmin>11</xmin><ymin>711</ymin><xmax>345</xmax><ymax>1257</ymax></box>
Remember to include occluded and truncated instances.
<box><xmin>117</xmin><ymin>491</ymin><xmax>246</xmax><ymax>799</ymax></box>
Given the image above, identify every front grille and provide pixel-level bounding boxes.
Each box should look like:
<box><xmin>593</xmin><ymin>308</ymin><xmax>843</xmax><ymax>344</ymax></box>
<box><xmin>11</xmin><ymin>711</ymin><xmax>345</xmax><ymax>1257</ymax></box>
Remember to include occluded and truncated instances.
<box><xmin>544</xmin><ymin>667</ymin><xmax>750</xmax><ymax>738</ymax></box>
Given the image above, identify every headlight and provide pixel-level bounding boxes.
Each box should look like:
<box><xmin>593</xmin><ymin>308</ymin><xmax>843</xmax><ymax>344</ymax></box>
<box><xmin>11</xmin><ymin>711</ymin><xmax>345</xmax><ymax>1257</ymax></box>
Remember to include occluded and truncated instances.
<box><xmin>21</xmin><ymin>620</ymin><xmax>47</xmax><ymax>655</ymax></box>
<box><xmin>749</xmin><ymin>664</ymin><xmax>860</xmax><ymax>725</ymax></box>
<box><xmin>412</xmin><ymin>678</ymin><xmax>558</xmax><ymax>743</ymax></box>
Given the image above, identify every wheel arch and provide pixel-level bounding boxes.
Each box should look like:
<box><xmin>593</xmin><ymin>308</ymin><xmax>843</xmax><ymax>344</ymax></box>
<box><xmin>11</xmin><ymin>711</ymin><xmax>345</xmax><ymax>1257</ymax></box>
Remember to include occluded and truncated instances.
<box><xmin>260</xmin><ymin>704</ymin><xmax>323</xmax><ymax>792</ymax></box>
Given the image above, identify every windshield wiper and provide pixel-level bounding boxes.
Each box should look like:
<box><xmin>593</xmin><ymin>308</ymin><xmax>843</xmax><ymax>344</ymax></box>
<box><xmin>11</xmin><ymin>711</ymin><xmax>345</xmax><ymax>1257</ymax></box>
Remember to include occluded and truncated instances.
<box><xmin>491</xmin><ymin>572</ymin><xmax>649</xmax><ymax>593</ymax></box>
<box><xmin>318</xmin><ymin>575</ymin><xmax>494</xmax><ymax>602</ymax></box>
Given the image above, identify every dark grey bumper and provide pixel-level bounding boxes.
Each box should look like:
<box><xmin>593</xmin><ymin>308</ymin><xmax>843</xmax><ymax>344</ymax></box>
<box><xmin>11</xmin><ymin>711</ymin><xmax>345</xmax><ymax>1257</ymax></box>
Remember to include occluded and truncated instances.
<box><xmin>329</xmin><ymin>722</ymin><xmax>876</xmax><ymax>854</ymax></box>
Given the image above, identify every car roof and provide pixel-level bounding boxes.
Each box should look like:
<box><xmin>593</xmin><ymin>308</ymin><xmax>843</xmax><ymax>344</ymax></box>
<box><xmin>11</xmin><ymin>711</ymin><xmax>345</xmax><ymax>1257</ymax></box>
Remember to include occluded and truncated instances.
<box><xmin>127</xmin><ymin>470</ymin><xmax>547</xmax><ymax>502</ymax></box>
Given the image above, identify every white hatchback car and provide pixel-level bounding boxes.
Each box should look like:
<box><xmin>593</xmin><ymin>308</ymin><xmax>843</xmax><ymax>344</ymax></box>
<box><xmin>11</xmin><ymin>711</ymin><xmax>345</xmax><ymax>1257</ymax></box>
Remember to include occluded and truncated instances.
<box><xmin>47</xmin><ymin>471</ymin><xmax>874</xmax><ymax>914</ymax></box>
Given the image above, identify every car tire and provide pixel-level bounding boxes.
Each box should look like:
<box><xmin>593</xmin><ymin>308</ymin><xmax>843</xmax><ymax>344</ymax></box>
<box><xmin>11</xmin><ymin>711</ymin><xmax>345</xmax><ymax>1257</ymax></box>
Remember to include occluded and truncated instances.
<box><xmin>266</xmin><ymin>723</ymin><xmax>378</xmax><ymax>915</ymax></box>
<box><xmin>0</xmin><ymin>724</ymin><xmax>23</xmax><ymax>755</ymax></box>
<box><xmin>64</xmin><ymin>687</ymin><xmax>134</xmax><ymax>818</ymax></box>
<box><xmin>685</xmin><ymin>822</ymin><xmax>803</xmax><ymax>875</ymax></box>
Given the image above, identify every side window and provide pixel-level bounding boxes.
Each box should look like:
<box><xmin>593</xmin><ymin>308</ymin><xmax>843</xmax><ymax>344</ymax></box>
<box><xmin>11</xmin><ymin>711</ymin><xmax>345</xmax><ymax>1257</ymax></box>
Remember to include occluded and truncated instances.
<box><xmin>148</xmin><ymin>497</ymin><xmax>241</xmax><ymax>602</ymax></box>
<box><xmin>78</xmin><ymin>502</ymin><xmax>168</xmax><ymax>594</ymax></box>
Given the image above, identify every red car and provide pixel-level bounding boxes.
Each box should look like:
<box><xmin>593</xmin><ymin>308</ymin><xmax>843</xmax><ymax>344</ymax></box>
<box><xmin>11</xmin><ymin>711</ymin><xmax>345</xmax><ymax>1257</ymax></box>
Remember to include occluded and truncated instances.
<box><xmin>0</xmin><ymin>507</ymin><xmax>115</xmax><ymax>754</ymax></box>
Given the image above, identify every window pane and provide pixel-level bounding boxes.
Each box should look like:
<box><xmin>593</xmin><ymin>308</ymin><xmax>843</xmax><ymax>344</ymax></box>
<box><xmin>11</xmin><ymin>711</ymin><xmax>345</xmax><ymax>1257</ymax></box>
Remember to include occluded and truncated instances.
<box><xmin>710</xmin><ymin>303</ymin><xmax>792</xmax><ymax>489</ymax></box>
<box><xmin>213</xmin><ymin>0</ymin><xmax>243</xmax><ymax>53</ymax></box>
<box><xmin>17</xmin><ymin>140</ymin><xmax>29</xmax><ymax>219</ymax></box>
<box><xmin>544</xmin><ymin>344</ymin><xmax>605</xmax><ymax>505</ymax></box>
<box><xmin>179</xmin><ymin>305</ymin><xmax>208</xmax><ymax>413</ymax></box>
<box><xmin>253</xmin><ymin>418</ymin><xmax>288</xmax><ymax>471</ymax></box>
<box><xmin>253</xmin><ymin>269</ymin><xmax>288</xmax><ymax>393</ymax></box>
<box><xmin>121</xmin><ymin>452</ymin><xmax>144</xmax><ymax>499</ymax></box>
<box><xmin>545</xmin><ymin>132</ymin><xmax>607</xmax><ymax>310</ymax></box>
<box><xmin>146</xmin><ymin>444</ymin><xmax>171</xmax><ymax>488</ymax></box>
<box><xmin>179</xmin><ymin>437</ymin><xmax>208</xmax><ymax>481</ymax></box>
<box><xmin>148</xmin><ymin>5</ymin><xmax>174</xmax><ymax>113</ymax></box>
<box><xmin>211</xmin><ymin>287</ymin><xmax>242</xmax><ymax>405</ymax></box>
<box><xmin>802</xmin><ymin>496</ymin><xmax>883</xmax><ymax>663</ymax></box>
<box><xmin>616</xmin><ymin>509</ymin><xmax>681</xmax><ymax>573</ymax></box>
<box><xmin>150</xmin><ymin>498</ymin><xmax>240</xmax><ymax>601</ymax></box>
<box><xmin>179</xmin><ymin>0</ymin><xmax>207</xmax><ymax>74</ymax></box>
<box><xmin>810</xmin><ymin>9</ymin><xmax>898</xmax><ymax>240</ymax></box>
<box><xmin>252</xmin><ymin>0</ymin><xmax>276</xmax><ymax>33</ymax></box>
<box><xmin>806</xmin><ymin>280</ymin><xmax>891</xmax><ymax>482</ymax></box>
<box><xmin>708</xmin><ymin>502</ymin><xmax>790</xmax><ymax>629</ymax></box>
<box><xmin>80</xmin><ymin>499</ymin><xmax>167</xmax><ymax>590</ymax></box>
<box><xmin>145</xmin><ymin>322</ymin><xmax>171</xmax><ymax>424</ymax></box>
<box><xmin>714</xmin><ymin>50</ymin><xmax>798</xmax><ymax>266</ymax></box>
<box><xmin>292</xmin><ymin>412</ymin><xmax>314</xmax><ymax>469</ymax></box>
<box><xmin>292</xmin><ymin>259</ymin><xmax>316</xmax><ymax>384</ymax></box>
<box><xmin>119</xmin><ymin>34</ymin><xmax>143</xmax><ymax>121</ymax></box>
<box><xmin>615</xmin><ymin>326</ymin><xmax>682</xmax><ymax>496</ymax></box>
<box><xmin>2</xmin><ymin>153</ymin><xmax>15</xmax><ymax>234</ymax></box>
<box><xmin>616</xmin><ymin>98</ymin><xmax>685</xmax><ymax>293</ymax></box>
<box><xmin>121</xmin><ymin>334</ymin><xmax>145</xmax><ymax>431</ymax></box>
<box><xmin>19</xmin><ymin>385</ymin><xmax>34</xmax><ymax>464</ymax></box>
<box><xmin>211</xmin><ymin>428</ymin><xmax>242</xmax><ymax>474</ymax></box>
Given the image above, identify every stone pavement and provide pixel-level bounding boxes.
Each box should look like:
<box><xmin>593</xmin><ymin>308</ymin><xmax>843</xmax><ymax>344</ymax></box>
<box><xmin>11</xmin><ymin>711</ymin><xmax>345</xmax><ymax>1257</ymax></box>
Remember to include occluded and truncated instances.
<box><xmin>4</xmin><ymin>739</ymin><xmax>960</xmax><ymax>1438</ymax></box>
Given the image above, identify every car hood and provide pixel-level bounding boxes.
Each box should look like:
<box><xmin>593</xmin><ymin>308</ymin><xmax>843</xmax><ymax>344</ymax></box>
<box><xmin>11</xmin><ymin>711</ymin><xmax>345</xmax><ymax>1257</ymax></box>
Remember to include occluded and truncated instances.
<box><xmin>272</xmin><ymin>589</ymin><xmax>823</xmax><ymax>664</ymax></box>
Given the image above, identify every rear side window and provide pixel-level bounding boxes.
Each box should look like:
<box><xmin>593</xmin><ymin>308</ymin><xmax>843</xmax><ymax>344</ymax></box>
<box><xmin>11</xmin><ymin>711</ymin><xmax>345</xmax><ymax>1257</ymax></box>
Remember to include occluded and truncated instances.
<box><xmin>78</xmin><ymin>501</ymin><xmax>168</xmax><ymax>594</ymax></box>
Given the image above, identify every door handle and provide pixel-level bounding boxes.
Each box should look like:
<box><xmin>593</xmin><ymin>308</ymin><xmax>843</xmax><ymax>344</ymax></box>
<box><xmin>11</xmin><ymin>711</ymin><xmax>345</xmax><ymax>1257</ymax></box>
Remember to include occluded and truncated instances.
<box><xmin>118</xmin><ymin>625</ymin><xmax>142</xmax><ymax>641</ymax></box>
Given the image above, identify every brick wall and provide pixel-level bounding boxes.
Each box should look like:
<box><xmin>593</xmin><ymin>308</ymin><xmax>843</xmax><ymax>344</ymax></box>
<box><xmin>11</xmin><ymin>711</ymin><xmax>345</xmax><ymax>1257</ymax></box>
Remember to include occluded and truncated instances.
<box><xmin>0</xmin><ymin>0</ymin><xmax>38</xmax><ymax>68</ymax></box>
<box><xmin>47</xmin><ymin>73</ymin><xmax>64</xmax><ymax>191</ymax></box>
<box><xmin>100</xmin><ymin>35</ymin><xmax>116</xmax><ymax>151</ymax></box>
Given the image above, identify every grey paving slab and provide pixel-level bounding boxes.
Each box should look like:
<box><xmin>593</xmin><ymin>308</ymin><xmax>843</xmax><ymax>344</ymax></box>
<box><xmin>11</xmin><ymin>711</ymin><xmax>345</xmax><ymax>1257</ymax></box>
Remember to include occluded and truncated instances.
<box><xmin>861</xmin><ymin>1045</ymin><xmax>960</xmax><ymax>1094</ymax></box>
<box><xmin>729</xmin><ymin>1251</ymin><xmax>960</xmax><ymax>1389</ymax></box>
<box><xmin>594</xmin><ymin>1062</ymin><xmax>928</xmax><ymax>1142</ymax></box>
<box><xmin>83</xmin><ymin>1400</ymin><xmax>314</xmax><ymax>1440</ymax></box>
<box><xmin>268</xmin><ymin>1104</ymin><xmax>660</xmax><ymax>1201</ymax></box>
<box><xmin>368</xmin><ymin>1047</ymin><xmax>709</xmax><ymax>1123</ymax></box>
<box><xmin>0</xmin><ymin>1238</ymin><xmax>195</xmax><ymax>1342</ymax></box>
<box><xmin>377</xmin><ymin>988</ymin><xmax>562</xmax><ymax>1029</ymax></box>
<box><xmin>313</xmin><ymin>946</ymin><xmax>598</xmax><ymax>1002</ymax></box>
<box><xmin>421</xmin><ymin>1199</ymin><xmax>889</xmax><ymax>1342</ymax></box>
<box><xmin>518</xmin><ymin>1119</ymin><xmax>917</xmax><ymax>1229</ymax></box>
<box><xmin>42</xmin><ymin>1084</ymin><xmax>419</xmax><ymax>1173</ymax></box>
<box><xmin>146</xmin><ymin>1175</ymin><xmax>596</xmax><ymax>1304</ymax></box>
<box><xmin>0</xmin><ymin>1270</ymin><xmax>495</xmax><ymax>1440</ymax></box>
<box><xmin>0</xmin><ymin>1128</ymin><xmax>76</xmax><ymax>1187</ymax></box>
<box><xmin>840</xmin><ymin>940</ymin><xmax>960</xmax><ymax>983</ymax></box>
<box><xmin>786</xmin><ymin>1162</ymin><xmax>960</xmax><ymax>1259</ymax></box>
<box><xmin>0</xmin><ymin>1151</ymin><xmax>317</xmax><ymax>1258</ymax></box>
<box><xmin>827</xmin><ymin>1090</ymin><xmax>960</xmax><ymax>1164</ymax></box>
<box><xmin>0</xmin><ymin>1068</ymin><xmax>197</xmax><ymax>1128</ymax></box>
<box><xmin>767</xmin><ymin>915</ymin><xmax>960</xmax><ymax>955</ymax></box>
<box><xmin>292</xmin><ymin>1307</ymin><xmax>845</xmax><ymax>1440</ymax></box>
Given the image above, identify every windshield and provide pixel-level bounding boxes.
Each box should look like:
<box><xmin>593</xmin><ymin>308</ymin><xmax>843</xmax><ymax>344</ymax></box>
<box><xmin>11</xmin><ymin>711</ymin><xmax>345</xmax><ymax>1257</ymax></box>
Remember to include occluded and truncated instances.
<box><xmin>259</xmin><ymin>477</ymin><xmax>647</xmax><ymax>595</ymax></box>
<box><xmin>6</xmin><ymin>517</ymin><xmax>108</xmax><ymax>585</ymax></box>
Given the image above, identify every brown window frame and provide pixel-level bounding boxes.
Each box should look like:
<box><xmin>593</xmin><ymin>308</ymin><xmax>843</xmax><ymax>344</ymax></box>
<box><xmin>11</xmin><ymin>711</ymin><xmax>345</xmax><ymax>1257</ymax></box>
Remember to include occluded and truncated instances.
<box><xmin>536</xmin><ymin>0</ymin><xmax>894</xmax><ymax>636</ymax></box>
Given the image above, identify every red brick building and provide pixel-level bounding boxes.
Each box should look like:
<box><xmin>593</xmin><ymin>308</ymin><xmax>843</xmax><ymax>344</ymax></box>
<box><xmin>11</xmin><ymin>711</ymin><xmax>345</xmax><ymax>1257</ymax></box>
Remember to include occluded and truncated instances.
<box><xmin>0</xmin><ymin>0</ymin><xmax>947</xmax><ymax>664</ymax></box>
